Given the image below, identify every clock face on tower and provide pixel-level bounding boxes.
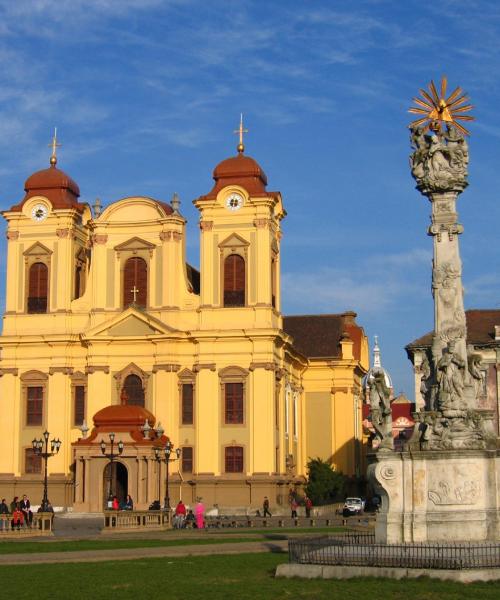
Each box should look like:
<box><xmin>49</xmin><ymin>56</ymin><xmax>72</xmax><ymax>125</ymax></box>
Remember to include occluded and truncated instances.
<box><xmin>225</xmin><ymin>193</ymin><xmax>244</xmax><ymax>211</ymax></box>
<box><xmin>31</xmin><ymin>204</ymin><xmax>49</xmax><ymax>222</ymax></box>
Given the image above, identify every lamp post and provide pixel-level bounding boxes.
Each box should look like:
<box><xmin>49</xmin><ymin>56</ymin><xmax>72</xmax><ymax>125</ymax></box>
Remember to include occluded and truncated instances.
<box><xmin>153</xmin><ymin>441</ymin><xmax>181</xmax><ymax>510</ymax></box>
<box><xmin>100</xmin><ymin>432</ymin><xmax>124</xmax><ymax>505</ymax></box>
<box><xmin>32</xmin><ymin>431</ymin><xmax>61</xmax><ymax>512</ymax></box>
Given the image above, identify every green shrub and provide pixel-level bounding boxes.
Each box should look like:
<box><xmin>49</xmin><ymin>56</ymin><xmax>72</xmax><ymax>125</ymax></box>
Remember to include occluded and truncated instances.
<box><xmin>305</xmin><ymin>458</ymin><xmax>346</xmax><ymax>505</ymax></box>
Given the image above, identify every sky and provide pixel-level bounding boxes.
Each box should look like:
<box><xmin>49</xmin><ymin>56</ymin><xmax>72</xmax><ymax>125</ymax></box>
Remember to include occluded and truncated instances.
<box><xmin>0</xmin><ymin>0</ymin><xmax>499</xmax><ymax>397</ymax></box>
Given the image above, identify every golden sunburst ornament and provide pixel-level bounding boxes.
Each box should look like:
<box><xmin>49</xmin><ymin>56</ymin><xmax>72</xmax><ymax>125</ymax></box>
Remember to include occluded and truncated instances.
<box><xmin>408</xmin><ymin>76</ymin><xmax>474</xmax><ymax>136</ymax></box>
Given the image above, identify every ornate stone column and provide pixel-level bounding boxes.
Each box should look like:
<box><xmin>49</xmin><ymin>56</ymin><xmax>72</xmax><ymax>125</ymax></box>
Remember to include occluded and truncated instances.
<box><xmin>408</xmin><ymin>124</ymin><xmax>494</xmax><ymax>447</ymax></box>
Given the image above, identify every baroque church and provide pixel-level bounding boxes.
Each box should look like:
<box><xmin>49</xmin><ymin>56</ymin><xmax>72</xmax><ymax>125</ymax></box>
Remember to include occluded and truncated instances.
<box><xmin>0</xmin><ymin>136</ymin><xmax>368</xmax><ymax>511</ymax></box>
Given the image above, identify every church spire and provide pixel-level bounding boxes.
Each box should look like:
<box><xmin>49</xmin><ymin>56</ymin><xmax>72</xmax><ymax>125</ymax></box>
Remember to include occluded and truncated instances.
<box><xmin>373</xmin><ymin>335</ymin><xmax>382</xmax><ymax>369</ymax></box>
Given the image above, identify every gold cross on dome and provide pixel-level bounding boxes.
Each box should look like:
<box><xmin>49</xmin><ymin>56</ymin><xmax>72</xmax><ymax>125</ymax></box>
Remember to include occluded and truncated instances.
<box><xmin>48</xmin><ymin>127</ymin><xmax>61</xmax><ymax>165</ymax></box>
<box><xmin>234</xmin><ymin>113</ymin><xmax>248</xmax><ymax>154</ymax></box>
<box><xmin>131</xmin><ymin>286</ymin><xmax>139</xmax><ymax>303</ymax></box>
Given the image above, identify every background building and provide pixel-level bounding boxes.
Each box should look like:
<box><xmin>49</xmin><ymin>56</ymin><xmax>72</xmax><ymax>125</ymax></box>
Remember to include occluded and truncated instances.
<box><xmin>406</xmin><ymin>309</ymin><xmax>500</xmax><ymax>434</ymax></box>
<box><xmin>0</xmin><ymin>143</ymin><xmax>368</xmax><ymax>511</ymax></box>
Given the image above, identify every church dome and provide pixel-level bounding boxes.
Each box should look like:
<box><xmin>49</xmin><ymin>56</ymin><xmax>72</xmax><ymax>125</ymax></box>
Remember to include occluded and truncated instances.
<box><xmin>213</xmin><ymin>153</ymin><xmax>268</xmax><ymax>186</ymax></box>
<box><xmin>10</xmin><ymin>161</ymin><xmax>84</xmax><ymax>213</ymax></box>
<box><xmin>199</xmin><ymin>151</ymin><xmax>269</xmax><ymax>200</ymax></box>
<box><xmin>362</xmin><ymin>336</ymin><xmax>393</xmax><ymax>391</ymax></box>
<box><xmin>25</xmin><ymin>164</ymin><xmax>80</xmax><ymax>197</ymax></box>
<box><xmin>93</xmin><ymin>404</ymin><xmax>156</xmax><ymax>430</ymax></box>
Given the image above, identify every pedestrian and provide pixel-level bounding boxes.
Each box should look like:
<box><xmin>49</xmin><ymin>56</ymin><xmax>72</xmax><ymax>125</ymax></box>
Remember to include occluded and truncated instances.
<box><xmin>20</xmin><ymin>495</ymin><xmax>33</xmax><ymax>528</ymax></box>
<box><xmin>11</xmin><ymin>504</ymin><xmax>23</xmax><ymax>530</ymax></box>
<box><xmin>291</xmin><ymin>498</ymin><xmax>298</xmax><ymax>518</ymax></box>
<box><xmin>263</xmin><ymin>496</ymin><xmax>272</xmax><ymax>518</ymax></box>
<box><xmin>305</xmin><ymin>496</ymin><xmax>313</xmax><ymax>518</ymax></box>
<box><xmin>174</xmin><ymin>500</ymin><xmax>186</xmax><ymax>529</ymax></box>
<box><xmin>185</xmin><ymin>509</ymin><xmax>195</xmax><ymax>528</ymax></box>
<box><xmin>111</xmin><ymin>495</ymin><xmax>119</xmax><ymax>510</ymax></box>
<box><xmin>0</xmin><ymin>498</ymin><xmax>9</xmax><ymax>531</ymax></box>
<box><xmin>195</xmin><ymin>498</ymin><xmax>205</xmax><ymax>529</ymax></box>
<box><xmin>10</xmin><ymin>496</ymin><xmax>19</xmax><ymax>514</ymax></box>
<box><xmin>124</xmin><ymin>495</ymin><xmax>133</xmax><ymax>510</ymax></box>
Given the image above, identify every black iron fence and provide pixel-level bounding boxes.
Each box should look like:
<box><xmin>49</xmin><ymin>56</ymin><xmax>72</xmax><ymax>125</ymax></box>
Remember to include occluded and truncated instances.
<box><xmin>289</xmin><ymin>535</ymin><xmax>500</xmax><ymax>570</ymax></box>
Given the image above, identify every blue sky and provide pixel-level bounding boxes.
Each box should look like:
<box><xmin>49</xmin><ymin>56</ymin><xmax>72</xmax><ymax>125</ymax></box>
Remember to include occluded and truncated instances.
<box><xmin>0</xmin><ymin>0</ymin><xmax>499</xmax><ymax>397</ymax></box>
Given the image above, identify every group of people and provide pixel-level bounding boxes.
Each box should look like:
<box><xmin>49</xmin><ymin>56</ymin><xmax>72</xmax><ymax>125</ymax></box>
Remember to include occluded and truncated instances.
<box><xmin>0</xmin><ymin>495</ymin><xmax>49</xmax><ymax>531</ymax></box>
<box><xmin>172</xmin><ymin>499</ymin><xmax>205</xmax><ymax>529</ymax></box>
<box><xmin>261</xmin><ymin>494</ymin><xmax>313</xmax><ymax>519</ymax></box>
<box><xmin>109</xmin><ymin>494</ymin><xmax>134</xmax><ymax>511</ymax></box>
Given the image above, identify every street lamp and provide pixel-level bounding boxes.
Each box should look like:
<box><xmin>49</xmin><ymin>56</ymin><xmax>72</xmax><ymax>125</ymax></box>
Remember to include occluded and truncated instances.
<box><xmin>100</xmin><ymin>432</ymin><xmax>124</xmax><ymax>505</ymax></box>
<box><xmin>153</xmin><ymin>440</ymin><xmax>181</xmax><ymax>510</ymax></box>
<box><xmin>32</xmin><ymin>431</ymin><xmax>61</xmax><ymax>512</ymax></box>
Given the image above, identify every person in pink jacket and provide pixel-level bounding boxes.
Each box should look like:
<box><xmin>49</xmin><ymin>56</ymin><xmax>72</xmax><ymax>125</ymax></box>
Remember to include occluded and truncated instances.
<box><xmin>195</xmin><ymin>498</ymin><xmax>205</xmax><ymax>529</ymax></box>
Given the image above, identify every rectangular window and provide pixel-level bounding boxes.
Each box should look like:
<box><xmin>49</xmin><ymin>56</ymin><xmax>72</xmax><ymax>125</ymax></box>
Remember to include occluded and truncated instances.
<box><xmin>181</xmin><ymin>383</ymin><xmax>194</xmax><ymax>425</ymax></box>
<box><xmin>225</xmin><ymin>382</ymin><xmax>243</xmax><ymax>424</ymax></box>
<box><xmin>225</xmin><ymin>446</ymin><xmax>244</xmax><ymax>473</ymax></box>
<box><xmin>293</xmin><ymin>392</ymin><xmax>298</xmax><ymax>438</ymax></box>
<box><xmin>181</xmin><ymin>447</ymin><xmax>193</xmax><ymax>473</ymax></box>
<box><xmin>74</xmin><ymin>385</ymin><xmax>85</xmax><ymax>427</ymax></box>
<box><xmin>25</xmin><ymin>448</ymin><xmax>42</xmax><ymax>474</ymax></box>
<box><xmin>27</xmin><ymin>386</ymin><xmax>43</xmax><ymax>426</ymax></box>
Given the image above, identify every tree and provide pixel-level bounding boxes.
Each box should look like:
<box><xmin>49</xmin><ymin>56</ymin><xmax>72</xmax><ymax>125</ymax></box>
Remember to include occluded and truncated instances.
<box><xmin>305</xmin><ymin>458</ymin><xmax>346</xmax><ymax>506</ymax></box>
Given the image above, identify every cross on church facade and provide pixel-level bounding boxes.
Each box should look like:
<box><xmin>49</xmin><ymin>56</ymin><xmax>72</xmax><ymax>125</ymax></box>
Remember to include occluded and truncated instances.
<box><xmin>131</xmin><ymin>286</ymin><xmax>139</xmax><ymax>303</ymax></box>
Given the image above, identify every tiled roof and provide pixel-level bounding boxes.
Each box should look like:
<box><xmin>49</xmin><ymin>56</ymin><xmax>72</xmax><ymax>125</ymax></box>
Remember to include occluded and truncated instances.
<box><xmin>283</xmin><ymin>312</ymin><xmax>363</xmax><ymax>360</ymax></box>
<box><xmin>406</xmin><ymin>309</ymin><xmax>500</xmax><ymax>349</ymax></box>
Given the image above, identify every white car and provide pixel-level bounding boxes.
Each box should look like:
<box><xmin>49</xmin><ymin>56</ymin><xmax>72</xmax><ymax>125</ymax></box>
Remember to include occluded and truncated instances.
<box><xmin>343</xmin><ymin>497</ymin><xmax>364</xmax><ymax>514</ymax></box>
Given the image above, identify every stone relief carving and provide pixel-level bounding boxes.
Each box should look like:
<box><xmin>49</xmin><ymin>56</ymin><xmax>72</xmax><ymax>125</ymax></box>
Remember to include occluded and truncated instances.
<box><xmin>467</xmin><ymin>346</ymin><xmax>485</xmax><ymax>399</ymax></box>
<box><xmin>428</xmin><ymin>479</ymin><xmax>480</xmax><ymax>505</ymax></box>
<box><xmin>410</xmin><ymin>124</ymin><xmax>469</xmax><ymax>193</ymax></box>
<box><xmin>368</xmin><ymin>370</ymin><xmax>394</xmax><ymax>450</ymax></box>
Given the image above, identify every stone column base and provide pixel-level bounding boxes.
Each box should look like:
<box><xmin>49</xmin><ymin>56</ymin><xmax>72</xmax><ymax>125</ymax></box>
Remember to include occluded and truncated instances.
<box><xmin>368</xmin><ymin>448</ymin><xmax>500</xmax><ymax>543</ymax></box>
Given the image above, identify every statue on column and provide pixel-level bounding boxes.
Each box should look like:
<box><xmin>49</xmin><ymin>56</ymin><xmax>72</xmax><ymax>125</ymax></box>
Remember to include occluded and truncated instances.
<box><xmin>407</xmin><ymin>77</ymin><xmax>495</xmax><ymax>450</ymax></box>
<box><xmin>368</xmin><ymin>371</ymin><xmax>394</xmax><ymax>450</ymax></box>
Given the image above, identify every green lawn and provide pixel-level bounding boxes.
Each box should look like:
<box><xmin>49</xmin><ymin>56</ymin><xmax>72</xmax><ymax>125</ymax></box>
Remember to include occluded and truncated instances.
<box><xmin>0</xmin><ymin>536</ymin><xmax>258</xmax><ymax>554</ymax></box>
<box><xmin>0</xmin><ymin>553</ymin><xmax>497</xmax><ymax>600</ymax></box>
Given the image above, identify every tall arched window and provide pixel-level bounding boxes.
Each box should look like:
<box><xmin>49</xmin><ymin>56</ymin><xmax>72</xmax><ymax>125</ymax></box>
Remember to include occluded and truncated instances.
<box><xmin>28</xmin><ymin>262</ymin><xmax>48</xmax><ymax>313</ymax></box>
<box><xmin>123</xmin><ymin>257</ymin><xmax>147</xmax><ymax>308</ymax></box>
<box><xmin>122</xmin><ymin>374</ymin><xmax>145</xmax><ymax>407</ymax></box>
<box><xmin>224</xmin><ymin>254</ymin><xmax>245</xmax><ymax>307</ymax></box>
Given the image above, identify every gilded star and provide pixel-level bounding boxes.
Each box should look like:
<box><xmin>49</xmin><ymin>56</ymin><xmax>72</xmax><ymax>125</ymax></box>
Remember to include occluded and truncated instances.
<box><xmin>408</xmin><ymin>76</ymin><xmax>474</xmax><ymax>136</ymax></box>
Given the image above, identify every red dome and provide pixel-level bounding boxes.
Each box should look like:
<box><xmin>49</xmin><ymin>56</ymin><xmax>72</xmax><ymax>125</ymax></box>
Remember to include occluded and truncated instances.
<box><xmin>199</xmin><ymin>153</ymin><xmax>269</xmax><ymax>200</ymax></box>
<box><xmin>25</xmin><ymin>165</ymin><xmax>80</xmax><ymax>197</ymax></box>
<box><xmin>10</xmin><ymin>163</ymin><xmax>84</xmax><ymax>213</ymax></box>
<box><xmin>93</xmin><ymin>404</ymin><xmax>156</xmax><ymax>430</ymax></box>
<box><xmin>213</xmin><ymin>154</ymin><xmax>267</xmax><ymax>185</ymax></box>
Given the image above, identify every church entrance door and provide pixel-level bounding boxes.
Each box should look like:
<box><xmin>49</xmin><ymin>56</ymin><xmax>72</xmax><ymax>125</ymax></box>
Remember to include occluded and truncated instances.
<box><xmin>103</xmin><ymin>461</ymin><xmax>128</xmax><ymax>508</ymax></box>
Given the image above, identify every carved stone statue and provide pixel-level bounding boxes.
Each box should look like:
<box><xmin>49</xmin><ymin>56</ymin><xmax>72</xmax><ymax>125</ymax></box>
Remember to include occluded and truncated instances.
<box><xmin>368</xmin><ymin>370</ymin><xmax>393</xmax><ymax>450</ymax></box>
<box><xmin>436</xmin><ymin>340</ymin><xmax>466</xmax><ymax>413</ymax></box>
<box><xmin>467</xmin><ymin>346</ymin><xmax>485</xmax><ymax>399</ymax></box>
<box><xmin>410</xmin><ymin>124</ymin><xmax>469</xmax><ymax>193</ymax></box>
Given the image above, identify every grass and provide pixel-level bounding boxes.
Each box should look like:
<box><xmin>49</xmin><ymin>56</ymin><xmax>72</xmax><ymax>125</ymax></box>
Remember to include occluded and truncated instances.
<box><xmin>0</xmin><ymin>553</ymin><xmax>497</xmax><ymax>600</ymax></box>
<box><xmin>0</xmin><ymin>536</ymin><xmax>259</xmax><ymax>554</ymax></box>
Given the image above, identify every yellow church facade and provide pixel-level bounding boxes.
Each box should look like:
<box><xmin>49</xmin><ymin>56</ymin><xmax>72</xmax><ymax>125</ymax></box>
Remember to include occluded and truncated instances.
<box><xmin>0</xmin><ymin>140</ymin><xmax>368</xmax><ymax>511</ymax></box>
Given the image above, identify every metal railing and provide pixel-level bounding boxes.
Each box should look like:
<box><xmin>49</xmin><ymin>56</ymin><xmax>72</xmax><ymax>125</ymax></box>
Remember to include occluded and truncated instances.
<box><xmin>289</xmin><ymin>535</ymin><xmax>500</xmax><ymax>570</ymax></box>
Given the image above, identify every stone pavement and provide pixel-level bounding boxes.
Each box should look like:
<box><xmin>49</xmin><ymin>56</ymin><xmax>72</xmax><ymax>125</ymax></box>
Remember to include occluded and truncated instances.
<box><xmin>0</xmin><ymin>539</ymin><xmax>288</xmax><ymax>566</ymax></box>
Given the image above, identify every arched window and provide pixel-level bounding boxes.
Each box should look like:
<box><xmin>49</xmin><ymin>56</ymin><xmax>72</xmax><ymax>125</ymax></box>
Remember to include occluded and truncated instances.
<box><xmin>28</xmin><ymin>262</ymin><xmax>48</xmax><ymax>313</ymax></box>
<box><xmin>122</xmin><ymin>374</ymin><xmax>145</xmax><ymax>407</ymax></box>
<box><xmin>223</xmin><ymin>254</ymin><xmax>245</xmax><ymax>307</ymax></box>
<box><xmin>123</xmin><ymin>257</ymin><xmax>147</xmax><ymax>308</ymax></box>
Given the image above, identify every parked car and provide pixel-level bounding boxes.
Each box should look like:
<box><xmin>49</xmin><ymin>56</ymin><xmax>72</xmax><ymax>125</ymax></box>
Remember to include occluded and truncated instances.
<box><xmin>342</xmin><ymin>497</ymin><xmax>364</xmax><ymax>516</ymax></box>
